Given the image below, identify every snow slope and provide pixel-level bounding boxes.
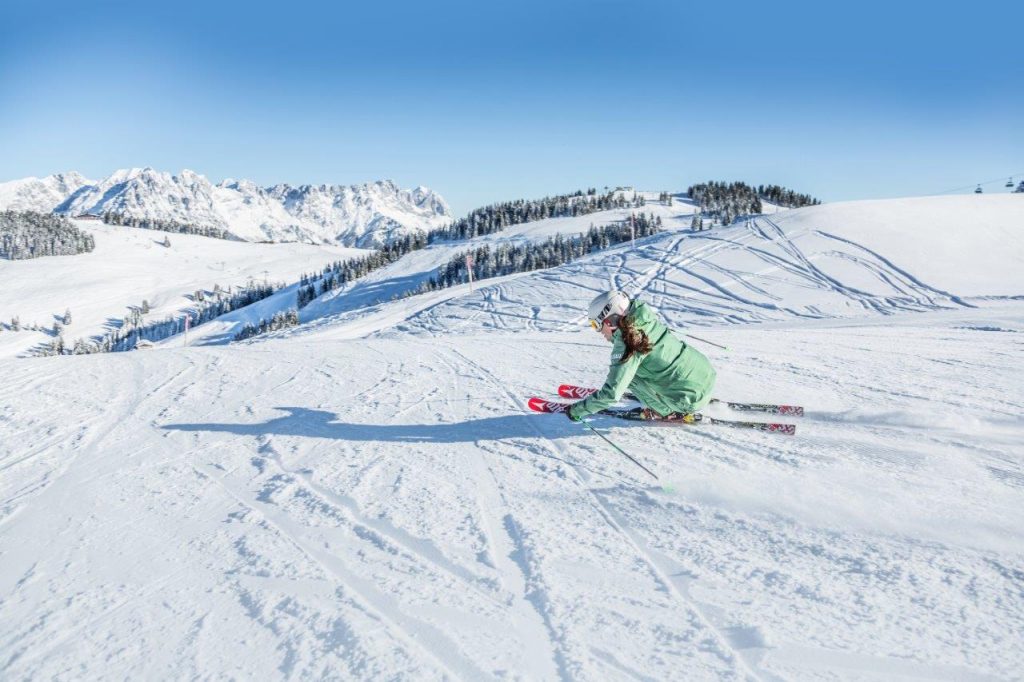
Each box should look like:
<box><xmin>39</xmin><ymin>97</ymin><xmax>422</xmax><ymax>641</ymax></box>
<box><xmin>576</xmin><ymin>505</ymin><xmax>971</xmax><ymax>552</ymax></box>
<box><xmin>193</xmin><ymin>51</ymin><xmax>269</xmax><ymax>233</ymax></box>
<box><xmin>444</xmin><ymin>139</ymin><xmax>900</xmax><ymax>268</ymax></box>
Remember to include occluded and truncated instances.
<box><xmin>1</xmin><ymin>312</ymin><xmax>1022</xmax><ymax>680</ymax></box>
<box><xmin>294</xmin><ymin>194</ymin><xmax>1024</xmax><ymax>341</ymax></box>
<box><xmin>0</xmin><ymin>220</ymin><xmax>365</xmax><ymax>359</ymax></box>
<box><xmin>1</xmin><ymin>193</ymin><xmax>1023</xmax><ymax>680</ymax></box>
<box><xmin>301</xmin><ymin>198</ymin><xmax>682</xmax><ymax>324</ymax></box>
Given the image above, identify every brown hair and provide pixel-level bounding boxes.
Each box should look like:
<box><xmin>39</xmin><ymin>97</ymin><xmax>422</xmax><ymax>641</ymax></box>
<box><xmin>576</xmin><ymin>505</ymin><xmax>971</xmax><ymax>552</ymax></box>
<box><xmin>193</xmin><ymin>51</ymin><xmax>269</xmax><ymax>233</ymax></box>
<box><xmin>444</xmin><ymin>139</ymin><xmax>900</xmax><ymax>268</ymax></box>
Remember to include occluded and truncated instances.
<box><xmin>614</xmin><ymin>314</ymin><xmax>652</xmax><ymax>363</ymax></box>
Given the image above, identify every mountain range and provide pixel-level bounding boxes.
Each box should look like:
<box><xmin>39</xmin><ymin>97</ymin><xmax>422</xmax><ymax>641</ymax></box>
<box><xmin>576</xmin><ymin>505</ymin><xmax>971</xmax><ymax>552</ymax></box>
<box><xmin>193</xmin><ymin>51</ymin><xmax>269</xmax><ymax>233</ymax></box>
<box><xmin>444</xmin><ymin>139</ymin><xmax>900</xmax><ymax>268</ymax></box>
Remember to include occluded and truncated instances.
<box><xmin>0</xmin><ymin>168</ymin><xmax>451</xmax><ymax>247</ymax></box>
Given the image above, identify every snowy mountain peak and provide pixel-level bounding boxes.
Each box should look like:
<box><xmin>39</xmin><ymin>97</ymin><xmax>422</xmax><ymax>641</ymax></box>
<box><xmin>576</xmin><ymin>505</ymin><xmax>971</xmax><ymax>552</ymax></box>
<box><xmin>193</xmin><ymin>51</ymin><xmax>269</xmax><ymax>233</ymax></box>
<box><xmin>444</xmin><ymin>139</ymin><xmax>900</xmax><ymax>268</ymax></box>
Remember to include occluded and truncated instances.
<box><xmin>0</xmin><ymin>171</ymin><xmax>94</xmax><ymax>213</ymax></box>
<box><xmin>262</xmin><ymin>179</ymin><xmax>451</xmax><ymax>247</ymax></box>
<box><xmin>104</xmin><ymin>167</ymin><xmax>175</xmax><ymax>186</ymax></box>
<box><xmin>0</xmin><ymin>168</ymin><xmax>452</xmax><ymax>247</ymax></box>
<box><xmin>53</xmin><ymin>170</ymin><xmax>92</xmax><ymax>188</ymax></box>
<box><xmin>217</xmin><ymin>178</ymin><xmax>260</xmax><ymax>193</ymax></box>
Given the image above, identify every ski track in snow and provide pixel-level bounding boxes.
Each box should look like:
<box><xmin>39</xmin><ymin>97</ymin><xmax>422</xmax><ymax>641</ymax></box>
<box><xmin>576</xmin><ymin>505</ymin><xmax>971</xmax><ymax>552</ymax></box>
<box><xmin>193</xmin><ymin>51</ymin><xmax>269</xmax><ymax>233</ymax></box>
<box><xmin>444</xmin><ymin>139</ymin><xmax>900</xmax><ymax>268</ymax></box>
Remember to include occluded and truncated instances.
<box><xmin>1</xmin><ymin>320</ymin><xmax>1023</xmax><ymax>679</ymax></box>
<box><xmin>369</xmin><ymin>212</ymin><xmax>984</xmax><ymax>342</ymax></box>
<box><xmin>450</xmin><ymin>345</ymin><xmax>758</xmax><ymax>678</ymax></box>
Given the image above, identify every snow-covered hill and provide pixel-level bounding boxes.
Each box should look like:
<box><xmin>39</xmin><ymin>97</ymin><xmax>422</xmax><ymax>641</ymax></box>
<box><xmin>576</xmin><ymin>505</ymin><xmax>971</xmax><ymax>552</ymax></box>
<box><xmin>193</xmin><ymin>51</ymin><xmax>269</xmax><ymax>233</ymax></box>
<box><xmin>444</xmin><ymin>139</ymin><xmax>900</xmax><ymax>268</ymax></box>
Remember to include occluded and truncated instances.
<box><xmin>0</xmin><ymin>168</ymin><xmax>451</xmax><ymax>247</ymax></box>
<box><xmin>0</xmin><ymin>220</ymin><xmax>365</xmax><ymax>359</ymax></box>
<box><xmin>2</xmin><ymin>192</ymin><xmax>1023</xmax><ymax>680</ymax></box>
<box><xmin>284</xmin><ymin>194</ymin><xmax>1024</xmax><ymax>342</ymax></box>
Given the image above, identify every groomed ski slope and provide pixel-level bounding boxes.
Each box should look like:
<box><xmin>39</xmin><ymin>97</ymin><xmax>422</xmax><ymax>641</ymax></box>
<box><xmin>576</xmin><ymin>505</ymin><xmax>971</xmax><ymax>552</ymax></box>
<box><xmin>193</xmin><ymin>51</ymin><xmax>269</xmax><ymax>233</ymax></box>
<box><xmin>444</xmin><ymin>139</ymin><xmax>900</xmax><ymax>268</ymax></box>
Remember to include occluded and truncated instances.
<box><xmin>2</xmin><ymin>313</ymin><xmax>1023</xmax><ymax>680</ymax></box>
<box><xmin>1</xmin><ymin>194</ymin><xmax>1023</xmax><ymax>680</ymax></box>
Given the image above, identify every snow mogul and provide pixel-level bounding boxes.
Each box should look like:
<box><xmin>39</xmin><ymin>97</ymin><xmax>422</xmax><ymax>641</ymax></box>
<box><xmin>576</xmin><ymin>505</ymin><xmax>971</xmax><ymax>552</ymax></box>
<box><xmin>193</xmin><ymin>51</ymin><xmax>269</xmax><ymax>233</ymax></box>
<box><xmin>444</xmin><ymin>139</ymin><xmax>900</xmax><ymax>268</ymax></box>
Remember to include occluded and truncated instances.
<box><xmin>566</xmin><ymin>290</ymin><xmax>716</xmax><ymax>422</ymax></box>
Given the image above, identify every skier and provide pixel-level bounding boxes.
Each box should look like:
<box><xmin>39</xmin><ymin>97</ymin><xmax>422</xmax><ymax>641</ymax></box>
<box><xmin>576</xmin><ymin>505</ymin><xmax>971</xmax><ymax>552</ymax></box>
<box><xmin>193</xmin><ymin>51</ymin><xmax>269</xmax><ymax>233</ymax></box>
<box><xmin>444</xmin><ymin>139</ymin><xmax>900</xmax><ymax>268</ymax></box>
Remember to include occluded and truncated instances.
<box><xmin>566</xmin><ymin>290</ymin><xmax>717</xmax><ymax>422</ymax></box>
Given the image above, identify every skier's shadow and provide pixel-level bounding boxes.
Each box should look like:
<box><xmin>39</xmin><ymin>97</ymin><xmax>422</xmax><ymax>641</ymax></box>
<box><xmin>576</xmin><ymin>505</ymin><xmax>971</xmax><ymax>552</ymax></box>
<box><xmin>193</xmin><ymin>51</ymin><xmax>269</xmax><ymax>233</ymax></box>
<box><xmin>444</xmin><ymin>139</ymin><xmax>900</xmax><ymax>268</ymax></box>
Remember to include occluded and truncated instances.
<box><xmin>163</xmin><ymin>406</ymin><xmax>577</xmax><ymax>443</ymax></box>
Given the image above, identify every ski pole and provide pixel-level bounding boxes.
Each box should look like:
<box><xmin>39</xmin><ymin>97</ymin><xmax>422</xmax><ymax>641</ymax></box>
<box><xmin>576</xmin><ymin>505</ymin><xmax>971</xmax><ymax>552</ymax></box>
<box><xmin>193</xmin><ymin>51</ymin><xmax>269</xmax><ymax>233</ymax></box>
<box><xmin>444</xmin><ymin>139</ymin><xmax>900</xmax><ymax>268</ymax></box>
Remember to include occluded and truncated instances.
<box><xmin>685</xmin><ymin>333</ymin><xmax>728</xmax><ymax>351</ymax></box>
<box><xmin>581</xmin><ymin>421</ymin><xmax>658</xmax><ymax>480</ymax></box>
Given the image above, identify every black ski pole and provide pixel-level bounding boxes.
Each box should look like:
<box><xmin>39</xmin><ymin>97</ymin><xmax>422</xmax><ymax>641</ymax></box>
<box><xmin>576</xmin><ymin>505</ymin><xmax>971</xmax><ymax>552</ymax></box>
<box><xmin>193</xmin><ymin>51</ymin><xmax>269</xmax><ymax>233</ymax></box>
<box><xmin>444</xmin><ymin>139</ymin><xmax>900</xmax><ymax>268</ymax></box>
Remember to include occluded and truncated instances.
<box><xmin>685</xmin><ymin>333</ymin><xmax>729</xmax><ymax>351</ymax></box>
<box><xmin>581</xmin><ymin>421</ymin><xmax>658</xmax><ymax>480</ymax></box>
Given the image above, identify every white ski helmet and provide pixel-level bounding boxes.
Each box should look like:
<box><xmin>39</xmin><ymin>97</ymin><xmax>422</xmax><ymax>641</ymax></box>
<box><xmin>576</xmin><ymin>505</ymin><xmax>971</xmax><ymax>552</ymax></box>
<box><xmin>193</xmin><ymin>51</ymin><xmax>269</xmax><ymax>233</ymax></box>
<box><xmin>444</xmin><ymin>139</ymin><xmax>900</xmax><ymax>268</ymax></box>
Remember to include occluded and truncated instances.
<box><xmin>588</xmin><ymin>290</ymin><xmax>630</xmax><ymax>327</ymax></box>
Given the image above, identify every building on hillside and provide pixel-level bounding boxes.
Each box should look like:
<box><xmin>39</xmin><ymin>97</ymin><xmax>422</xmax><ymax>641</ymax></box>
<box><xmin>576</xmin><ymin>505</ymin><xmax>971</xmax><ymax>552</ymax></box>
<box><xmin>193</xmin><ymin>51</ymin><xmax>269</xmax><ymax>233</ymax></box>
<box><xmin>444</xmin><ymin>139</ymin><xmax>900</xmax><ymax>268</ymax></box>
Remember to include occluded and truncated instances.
<box><xmin>75</xmin><ymin>213</ymin><xmax>103</xmax><ymax>221</ymax></box>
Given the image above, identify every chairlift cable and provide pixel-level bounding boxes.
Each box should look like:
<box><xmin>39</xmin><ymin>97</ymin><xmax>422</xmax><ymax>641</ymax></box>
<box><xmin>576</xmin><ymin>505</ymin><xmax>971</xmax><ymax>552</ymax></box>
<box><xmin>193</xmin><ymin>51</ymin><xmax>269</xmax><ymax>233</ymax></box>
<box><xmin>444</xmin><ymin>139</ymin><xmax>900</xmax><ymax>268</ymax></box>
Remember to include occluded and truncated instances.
<box><xmin>935</xmin><ymin>172</ymin><xmax>1024</xmax><ymax>195</ymax></box>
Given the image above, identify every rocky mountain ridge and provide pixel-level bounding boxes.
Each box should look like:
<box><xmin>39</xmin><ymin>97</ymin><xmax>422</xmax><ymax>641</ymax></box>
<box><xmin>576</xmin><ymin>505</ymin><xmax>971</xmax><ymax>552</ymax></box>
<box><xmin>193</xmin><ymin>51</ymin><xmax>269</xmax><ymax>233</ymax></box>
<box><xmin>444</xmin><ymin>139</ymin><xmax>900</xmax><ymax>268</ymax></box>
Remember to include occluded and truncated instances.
<box><xmin>0</xmin><ymin>168</ymin><xmax>451</xmax><ymax>247</ymax></box>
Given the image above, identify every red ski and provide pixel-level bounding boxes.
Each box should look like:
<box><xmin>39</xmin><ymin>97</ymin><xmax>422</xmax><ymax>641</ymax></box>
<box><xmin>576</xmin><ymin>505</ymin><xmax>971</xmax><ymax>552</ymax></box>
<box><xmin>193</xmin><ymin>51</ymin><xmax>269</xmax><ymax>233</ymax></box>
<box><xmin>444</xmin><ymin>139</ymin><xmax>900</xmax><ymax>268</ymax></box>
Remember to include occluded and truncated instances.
<box><xmin>529</xmin><ymin>397</ymin><xmax>796</xmax><ymax>436</ymax></box>
<box><xmin>558</xmin><ymin>384</ymin><xmax>804</xmax><ymax>417</ymax></box>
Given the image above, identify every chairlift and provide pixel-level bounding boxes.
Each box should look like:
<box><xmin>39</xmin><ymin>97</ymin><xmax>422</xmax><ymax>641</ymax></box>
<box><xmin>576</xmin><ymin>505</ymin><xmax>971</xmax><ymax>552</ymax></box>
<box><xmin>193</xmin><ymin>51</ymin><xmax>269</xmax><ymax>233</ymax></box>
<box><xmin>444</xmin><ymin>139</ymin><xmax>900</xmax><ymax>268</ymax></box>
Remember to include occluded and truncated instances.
<box><xmin>1006</xmin><ymin>177</ymin><xmax>1014</xmax><ymax>188</ymax></box>
<box><xmin>974</xmin><ymin>185</ymin><xmax>983</xmax><ymax>194</ymax></box>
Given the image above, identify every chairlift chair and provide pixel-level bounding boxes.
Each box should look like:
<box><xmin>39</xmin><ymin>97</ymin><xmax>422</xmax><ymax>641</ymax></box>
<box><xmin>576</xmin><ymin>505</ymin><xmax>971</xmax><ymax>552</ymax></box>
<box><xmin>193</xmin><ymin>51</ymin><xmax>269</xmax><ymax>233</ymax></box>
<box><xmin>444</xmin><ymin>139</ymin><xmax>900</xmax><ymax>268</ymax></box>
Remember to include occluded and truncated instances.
<box><xmin>1007</xmin><ymin>177</ymin><xmax>1014</xmax><ymax>188</ymax></box>
<box><xmin>975</xmin><ymin>185</ymin><xmax>983</xmax><ymax>194</ymax></box>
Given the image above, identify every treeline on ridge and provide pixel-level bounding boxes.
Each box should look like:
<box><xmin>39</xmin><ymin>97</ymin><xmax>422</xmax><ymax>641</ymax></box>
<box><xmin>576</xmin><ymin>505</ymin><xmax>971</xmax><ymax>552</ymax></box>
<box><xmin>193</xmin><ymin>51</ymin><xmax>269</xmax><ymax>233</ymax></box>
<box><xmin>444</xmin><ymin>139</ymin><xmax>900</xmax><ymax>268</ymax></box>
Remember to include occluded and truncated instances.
<box><xmin>420</xmin><ymin>213</ymin><xmax>662</xmax><ymax>293</ymax></box>
<box><xmin>687</xmin><ymin>181</ymin><xmax>819</xmax><ymax>225</ymax></box>
<box><xmin>0</xmin><ymin>210</ymin><xmax>96</xmax><ymax>259</ymax></box>
<box><xmin>428</xmin><ymin>189</ymin><xmax>644</xmax><ymax>241</ymax></box>
<box><xmin>101</xmin><ymin>212</ymin><xmax>243</xmax><ymax>241</ymax></box>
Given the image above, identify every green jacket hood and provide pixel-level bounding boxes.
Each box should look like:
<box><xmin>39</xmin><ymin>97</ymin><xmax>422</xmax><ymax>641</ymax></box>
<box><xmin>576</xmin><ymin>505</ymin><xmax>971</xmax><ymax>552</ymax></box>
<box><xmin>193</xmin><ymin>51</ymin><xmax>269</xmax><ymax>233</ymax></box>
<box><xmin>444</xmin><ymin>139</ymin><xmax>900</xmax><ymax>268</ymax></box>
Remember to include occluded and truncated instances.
<box><xmin>610</xmin><ymin>299</ymin><xmax>657</xmax><ymax>346</ymax></box>
<box><xmin>625</xmin><ymin>299</ymin><xmax>658</xmax><ymax>332</ymax></box>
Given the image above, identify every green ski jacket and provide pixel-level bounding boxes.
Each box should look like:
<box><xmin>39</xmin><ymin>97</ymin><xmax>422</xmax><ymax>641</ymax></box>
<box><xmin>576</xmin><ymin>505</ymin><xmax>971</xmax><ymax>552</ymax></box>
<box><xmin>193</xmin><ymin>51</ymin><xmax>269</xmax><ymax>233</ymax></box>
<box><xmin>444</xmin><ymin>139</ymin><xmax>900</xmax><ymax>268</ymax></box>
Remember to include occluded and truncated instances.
<box><xmin>568</xmin><ymin>300</ymin><xmax>716</xmax><ymax>420</ymax></box>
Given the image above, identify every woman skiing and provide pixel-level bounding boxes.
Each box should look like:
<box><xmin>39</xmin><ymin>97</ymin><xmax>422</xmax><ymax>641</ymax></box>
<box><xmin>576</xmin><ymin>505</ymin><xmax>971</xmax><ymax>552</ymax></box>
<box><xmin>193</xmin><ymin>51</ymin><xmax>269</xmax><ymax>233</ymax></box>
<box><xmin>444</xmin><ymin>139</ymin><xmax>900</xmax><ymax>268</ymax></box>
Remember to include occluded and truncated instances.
<box><xmin>567</xmin><ymin>290</ymin><xmax>716</xmax><ymax>421</ymax></box>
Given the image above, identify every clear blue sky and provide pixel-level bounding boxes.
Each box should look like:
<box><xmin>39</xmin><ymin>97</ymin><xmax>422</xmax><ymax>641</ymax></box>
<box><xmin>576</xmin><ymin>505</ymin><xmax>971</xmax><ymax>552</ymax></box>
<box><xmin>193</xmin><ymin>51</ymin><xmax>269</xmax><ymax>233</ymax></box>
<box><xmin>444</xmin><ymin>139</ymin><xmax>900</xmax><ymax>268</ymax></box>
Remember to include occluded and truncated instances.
<box><xmin>1</xmin><ymin>0</ymin><xmax>1021</xmax><ymax>215</ymax></box>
